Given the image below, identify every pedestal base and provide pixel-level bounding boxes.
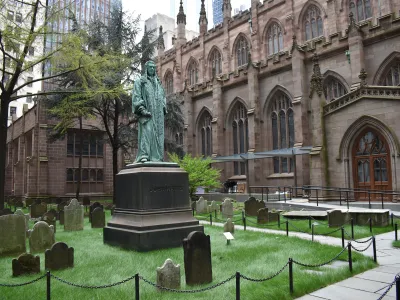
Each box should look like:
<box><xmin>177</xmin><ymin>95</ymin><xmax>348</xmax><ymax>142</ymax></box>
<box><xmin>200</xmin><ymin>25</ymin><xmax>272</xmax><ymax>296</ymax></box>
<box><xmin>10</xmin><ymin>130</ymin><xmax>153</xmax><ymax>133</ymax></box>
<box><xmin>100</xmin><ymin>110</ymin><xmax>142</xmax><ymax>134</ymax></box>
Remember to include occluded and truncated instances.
<box><xmin>103</xmin><ymin>162</ymin><xmax>203</xmax><ymax>252</ymax></box>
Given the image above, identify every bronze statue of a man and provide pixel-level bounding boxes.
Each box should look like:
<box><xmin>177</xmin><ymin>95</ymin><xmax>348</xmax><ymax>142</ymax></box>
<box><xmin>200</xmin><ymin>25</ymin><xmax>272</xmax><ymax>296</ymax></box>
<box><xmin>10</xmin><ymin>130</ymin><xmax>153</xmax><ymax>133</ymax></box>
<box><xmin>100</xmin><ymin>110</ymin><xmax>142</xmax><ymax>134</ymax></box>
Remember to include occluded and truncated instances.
<box><xmin>132</xmin><ymin>61</ymin><xmax>167</xmax><ymax>163</ymax></box>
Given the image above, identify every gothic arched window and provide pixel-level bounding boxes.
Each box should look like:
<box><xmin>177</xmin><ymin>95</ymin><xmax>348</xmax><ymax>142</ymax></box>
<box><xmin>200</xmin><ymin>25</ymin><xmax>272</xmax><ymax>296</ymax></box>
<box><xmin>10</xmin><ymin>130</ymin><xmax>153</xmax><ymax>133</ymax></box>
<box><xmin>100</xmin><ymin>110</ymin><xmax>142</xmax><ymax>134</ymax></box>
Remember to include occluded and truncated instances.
<box><xmin>269</xmin><ymin>92</ymin><xmax>294</xmax><ymax>173</ymax></box>
<box><xmin>267</xmin><ymin>22</ymin><xmax>284</xmax><ymax>55</ymax></box>
<box><xmin>304</xmin><ymin>5</ymin><xmax>323</xmax><ymax>41</ymax></box>
<box><xmin>210</xmin><ymin>49</ymin><xmax>222</xmax><ymax>78</ymax></box>
<box><xmin>349</xmin><ymin>0</ymin><xmax>372</xmax><ymax>22</ymax></box>
<box><xmin>236</xmin><ymin>36</ymin><xmax>249</xmax><ymax>67</ymax></box>
<box><xmin>199</xmin><ymin>111</ymin><xmax>212</xmax><ymax>156</ymax></box>
<box><xmin>323</xmin><ymin>76</ymin><xmax>348</xmax><ymax>101</ymax></box>
<box><xmin>381</xmin><ymin>62</ymin><xmax>400</xmax><ymax>86</ymax></box>
<box><xmin>231</xmin><ymin>102</ymin><xmax>248</xmax><ymax>175</ymax></box>
<box><xmin>164</xmin><ymin>71</ymin><xmax>173</xmax><ymax>95</ymax></box>
<box><xmin>188</xmin><ymin>60</ymin><xmax>198</xmax><ymax>86</ymax></box>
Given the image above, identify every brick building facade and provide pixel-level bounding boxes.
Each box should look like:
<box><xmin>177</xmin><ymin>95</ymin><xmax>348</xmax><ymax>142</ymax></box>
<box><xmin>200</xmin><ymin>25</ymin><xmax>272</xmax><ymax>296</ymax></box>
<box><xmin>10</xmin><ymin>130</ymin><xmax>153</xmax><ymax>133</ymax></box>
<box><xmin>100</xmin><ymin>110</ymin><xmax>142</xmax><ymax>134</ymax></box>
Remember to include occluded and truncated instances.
<box><xmin>157</xmin><ymin>0</ymin><xmax>400</xmax><ymax>196</ymax></box>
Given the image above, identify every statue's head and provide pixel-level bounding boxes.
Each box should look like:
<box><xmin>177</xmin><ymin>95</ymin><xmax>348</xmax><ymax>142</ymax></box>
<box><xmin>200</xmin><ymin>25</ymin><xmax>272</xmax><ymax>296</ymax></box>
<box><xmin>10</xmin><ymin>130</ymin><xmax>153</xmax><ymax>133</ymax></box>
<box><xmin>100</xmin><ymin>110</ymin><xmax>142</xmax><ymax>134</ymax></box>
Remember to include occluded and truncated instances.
<box><xmin>145</xmin><ymin>60</ymin><xmax>156</xmax><ymax>77</ymax></box>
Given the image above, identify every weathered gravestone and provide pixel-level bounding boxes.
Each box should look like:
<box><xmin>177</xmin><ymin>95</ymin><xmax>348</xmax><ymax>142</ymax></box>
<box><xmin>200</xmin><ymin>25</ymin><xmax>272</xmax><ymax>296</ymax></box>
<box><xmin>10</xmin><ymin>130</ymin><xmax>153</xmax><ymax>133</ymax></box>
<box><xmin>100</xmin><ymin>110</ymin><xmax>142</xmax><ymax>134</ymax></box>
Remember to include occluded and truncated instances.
<box><xmin>0</xmin><ymin>208</ymin><xmax>13</xmax><ymax>216</ymax></box>
<box><xmin>59</xmin><ymin>210</ymin><xmax>64</xmax><ymax>225</ymax></box>
<box><xmin>89</xmin><ymin>202</ymin><xmax>103</xmax><ymax>222</ymax></box>
<box><xmin>14</xmin><ymin>209</ymin><xmax>29</xmax><ymax>231</ymax></box>
<box><xmin>268</xmin><ymin>212</ymin><xmax>280</xmax><ymax>223</ymax></box>
<box><xmin>195</xmin><ymin>197</ymin><xmax>208</xmax><ymax>214</ymax></box>
<box><xmin>30</xmin><ymin>203</ymin><xmax>47</xmax><ymax>218</ymax></box>
<box><xmin>221</xmin><ymin>199</ymin><xmax>233</xmax><ymax>219</ymax></box>
<box><xmin>156</xmin><ymin>258</ymin><xmax>180</xmax><ymax>290</ymax></box>
<box><xmin>12</xmin><ymin>253</ymin><xmax>40</xmax><ymax>277</ymax></box>
<box><xmin>224</xmin><ymin>218</ymin><xmax>234</xmax><ymax>234</ymax></box>
<box><xmin>183</xmin><ymin>231</ymin><xmax>212</xmax><ymax>285</ymax></box>
<box><xmin>91</xmin><ymin>207</ymin><xmax>105</xmax><ymax>228</ymax></box>
<box><xmin>244</xmin><ymin>197</ymin><xmax>265</xmax><ymax>217</ymax></box>
<box><xmin>64</xmin><ymin>199</ymin><xmax>84</xmax><ymax>231</ymax></box>
<box><xmin>41</xmin><ymin>213</ymin><xmax>57</xmax><ymax>233</ymax></box>
<box><xmin>257</xmin><ymin>208</ymin><xmax>269</xmax><ymax>224</ymax></box>
<box><xmin>45</xmin><ymin>242</ymin><xmax>74</xmax><ymax>271</ymax></box>
<box><xmin>47</xmin><ymin>209</ymin><xmax>58</xmax><ymax>221</ymax></box>
<box><xmin>208</xmin><ymin>201</ymin><xmax>218</xmax><ymax>213</ymax></box>
<box><xmin>0</xmin><ymin>215</ymin><xmax>26</xmax><ymax>255</ymax></box>
<box><xmin>29</xmin><ymin>221</ymin><xmax>55</xmax><ymax>253</ymax></box>
<box><xmin>327</xmin><ymin>210</ymin><xmax>350</xmax><ymax>227</ymax></box>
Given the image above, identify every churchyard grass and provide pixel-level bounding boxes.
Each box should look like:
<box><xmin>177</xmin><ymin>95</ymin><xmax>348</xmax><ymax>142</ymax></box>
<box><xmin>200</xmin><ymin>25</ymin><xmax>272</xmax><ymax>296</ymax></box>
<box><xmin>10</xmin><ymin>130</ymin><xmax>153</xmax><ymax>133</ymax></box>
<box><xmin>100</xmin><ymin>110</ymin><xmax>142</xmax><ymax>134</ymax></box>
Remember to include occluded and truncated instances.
<box><xmin>393</xmin><ymin>240</ymin><xmax>400</xmax><ymax>248</ymax></box>
<box><xmin>0</xmin><ymin>211</ymin><xmax>376</xmax><ymax>300</ymax></box>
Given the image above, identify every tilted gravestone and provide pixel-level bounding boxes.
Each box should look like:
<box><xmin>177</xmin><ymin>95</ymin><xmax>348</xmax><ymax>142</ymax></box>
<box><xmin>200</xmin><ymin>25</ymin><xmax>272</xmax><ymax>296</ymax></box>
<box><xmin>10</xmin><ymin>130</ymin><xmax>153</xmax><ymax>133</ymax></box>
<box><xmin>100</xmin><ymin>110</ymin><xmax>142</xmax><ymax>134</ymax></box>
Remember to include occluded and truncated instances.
<box><xmin>156</xmin><ymin>259</ymin><xmax>180</xmax><ymax>290</ymax></box>
<box><xmin>41</xmin><ymin>213</ymin><xmax>57</xmax><ymax>233</ymax></box>
<box><xmin>268</xmin><ymin>212</ymin><xmax>280</xmax><ymax>223</ymax></box>
<box><xmin>64</xmin><ymin>199</ymin><xmax>84</xmax><ymax>231</ymax></box>
<box><xmin>12</xmin><ymin>253</ymin><xmax>40</xmax><ymax>277</ymax></box>
<box><xmin>14</xmin><ymin>209</ymin><xmax>30</xmax><ymax>231</ymax></box>
<box><xmin>195</xmin><ymin>197</ymin><xmax>208</xmax><ymax>214</ymax></box>
<box><xmin>244</xmin><ymin>197</ymin><xmax>265</xmax><ymax>217</ymax></box>
<box><xmin>89</xmin><ymin>202</ymin><xmax>103</xmax><ymax>223</ymax></box>
<box><xmin>30</xmin><ymin>203</ymin><xmax>47</xmax><ymax>218</ymax></box>
<box><xmin>29</xmin><ymin>221</ymin><xmax>55</xmax><ymax>253</ymax></box>
<box><xmin>221</xmin><ymin>199</ymin><xmax>233</xmax><ymax>219</ymax></box>
<box><xmin>91</xmin><ymin>207</ymin><xmax>105</xmax><ymax>228</ymax></box>
<box><xmin>224</xmin><ymin>218</ymin><xmax>234</xmax><ymax>234</ymax></box>
<box><xmin>0</xmin><ymin>208</ymin><xmax>13</xmax><ymax>216</ymax></box>
<box><xmin>0</xmin><ymin>215</ymin><xmax>26</xmax><ymax>255</ymax></box>
<box><xmin>183</xmin><ymin>231</ymin><xmax>212</xmax><ymax>285</ymax></box>
<box><xmin>59</xmin><ymin>210</ymin><xmax>64</xmax><ymax>225</ymax></box>
<box><xmin>45</xmin><ymin>242</ymin><xmax>74</xmax><ymax>271</ymax></box>
<box><xmin>327</xmin><ymin>210</ymin><xmax>350</xmax><ymax>227</ymax></box>
<box><xmin>257</xmin><ymin>208</ymin><xmax>269</xmax><ymax>224</ymax></box>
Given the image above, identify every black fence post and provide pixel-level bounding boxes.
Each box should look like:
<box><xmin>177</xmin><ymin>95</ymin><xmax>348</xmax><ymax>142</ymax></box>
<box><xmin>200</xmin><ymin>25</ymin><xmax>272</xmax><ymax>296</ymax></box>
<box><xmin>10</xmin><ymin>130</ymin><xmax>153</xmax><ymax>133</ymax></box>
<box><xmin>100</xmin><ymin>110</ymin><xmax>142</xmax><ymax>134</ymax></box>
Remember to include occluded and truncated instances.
<box><xmin>312</xmin><ymin>224</ymin><xmax>314</xmax><ymax>242</ymax></box>
<box><xmin>267</xmin><ymin>188</ymin><xmax>269</xmax><ymax>202</ymax></box>
<box><xmin>278</xmin><ymin>187</ymin><xmax>281</xmax><ymax>202</ymax></box>
<box><xmin>261</xmin><ymin>187</ymin><xmax>264</xmax><ymax>202</ymax></box>
<box><xmin>341</xmin><ymin>227</ymin><xmax>345</xmax><ymax>248</ymax></box>
<box><xmin>243</xmin><ymin>217</ymin><xmax>246</xmax><ymax>231</ymax></box>
<box><xmin>396</xmin><ymin>274</ymin><xmax>399</xmax><ymax>300</ymax></box>
<box><xmin>339</xmin><ymin>191</ymin><xmax>342</xmax><ymax>206</ymax></box>
<box><xmin>46</xmin><ymin>271</ymin><xmax>51</xmax><ymax>300</ymax></box>
<box><xmin>192</xmin><ymin>207</ymin><xmax>195</xmax><ymax>216</ymax></box>
<box><xmin>289</xmin><ymin>258</ymin><xmax>294</xmax><ymax>294</ymax></box>
<box><xmin>308</xmin><ymin>216</ymin><xmax>311</xmax><ymax>230</ymax></box>
<box><xmin>369</xmin><ymin>218</ymin><xmax>372</xmax><ymax>233</ymax></box>
<box><xmin>346</xmin><ymin>191</ymin><xmax>350</xmax><ymax>210</ymax></box>
<box><xmin>391</xmin><ymin>213</ymin><xmax>394</xmax><ymax>227</ymax></box>
<box><xmin>210</xmin><ymin>214</ymin><xmax>212</xmax><ymax>226</ymax></box>
<box><xmin>368</xmin><ymin>192</ymin><xmax>371</xmax><ymax>209</ymax></box>
<box><xmin>236</xmin><ymin>272</ymin><xmax>241</xmax><ymax>300</ymax></box>
<box><xmin>284</xmin><ymin>187</ymin><xmax>286</xmax><ymax>203</ymax></box>
<box><xmin>278</xmin><ymin>214</ymin><xmax>281</xmax><ymax>228</ymax></box>
<box><xmin>372</xmin><ymin>236</ymin><xmax>377</xmax><ymax>263</ymax></box>
<box><xmin>351</xmin><ymin>218</ymin><xmax>354</xmax><ymax>240</ymax></box>
<box><xmin>215</xmin><ymin>209</ymin><xmax>217</xmax><ymax>219</ymax></box>
<box><xmin>135</xmin><ymin>273</ymin><xmax>139</xmax><ymax>300</ymax></box>
<box><xmin>348</xmin><ymin>243</ymin><xmax>353</xmax><ymax>272</ymax></box>
<box><xmin>395</xmin><ymin>223</ymin><xmax>398</xmax><ymax>241</ymax></box>
<box><xmin>381</xmin><ymin>192</ymin><xmax>384</xmax><ymax>209</ymax></box>
<box><xmin>242</xmin><ymin>210</ymin><xmax>245</xmax><ymax>221</ymax></box>
<box><xmin>286</xmin><ymin>221</ymin><xmax>289</xmax><ymax>236</ymax></box>
<box><xmin>316</xmin><ymin>189</ymin><xmax>319</xmax><ymax>207</ymax></box>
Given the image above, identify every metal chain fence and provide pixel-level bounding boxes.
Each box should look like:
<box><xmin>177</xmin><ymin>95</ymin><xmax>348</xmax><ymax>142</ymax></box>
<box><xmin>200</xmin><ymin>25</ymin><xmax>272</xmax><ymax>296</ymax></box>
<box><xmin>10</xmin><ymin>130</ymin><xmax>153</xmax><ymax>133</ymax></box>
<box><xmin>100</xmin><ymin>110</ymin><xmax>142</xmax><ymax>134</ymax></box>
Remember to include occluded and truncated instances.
<box><xmin>0</xmin><ymin>274</ymin><xmax>46</xmax><ymax>287</ymax></box>
<box><xmin>240</xmin><ymin>262</ymin><xmax>289</xmax><ymax>282</ymax></box>
<box><xmin>292</xmin><ymin>246</ymin><xmax>348</xmax><ymax>268</ymax></box>
<box><xmin>50</xmin><ymin>274</ymin><xmax>136</xmax><ymax>289</ymax></box>
<box><xmin>376</xmin><ymin>273</ymin><xmax>399</xmax><ymax>300</ymax></box>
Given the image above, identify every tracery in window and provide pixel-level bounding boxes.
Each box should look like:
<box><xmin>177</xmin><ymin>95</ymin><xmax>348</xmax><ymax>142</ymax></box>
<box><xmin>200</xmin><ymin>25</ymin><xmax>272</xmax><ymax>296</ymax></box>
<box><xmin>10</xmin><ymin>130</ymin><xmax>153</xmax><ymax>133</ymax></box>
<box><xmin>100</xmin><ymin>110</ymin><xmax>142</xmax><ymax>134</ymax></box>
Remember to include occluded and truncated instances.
<box><xmin>349</xmin><ymin>0</ymin><xmax>372</xmax><ymax>23</ymax></box>
<box><xmin>236</xmin><ymin>36</ymin><xmax>249</xmax><ymax>67</ymax></box>
<box><xmin>199</xmin><ymin>111</ymin><xmax>212</xmax><ymax>157</ymax></box>
<box><xmin>323</xmin><ymin>76</ymin><xmax>348</xmax><ymax>101</ymax></box>
<box><xmin>188</xmin><ymin>59</ymin><xmax>198</xmax><ymax>86</ymax></box>
<box><xmin>231</xmin><ymin>102</ymin><xmax>248</xmax><ymax>175</ymax></box>
<box><xmin>267</xmin><ymin>23</ymin><xmax>284</xmax><ymax>55</ymax></box>
<box><xmin>210</xmin><ymin>49</ymin><xmax>222</xmax><ymax>78</ymax></box>
<box><xmin>304</xmin><ymin>5</ymin><xmax>323</xmax><ymax>41</ymax></box>
<box><xmin>381</xmin><ymin>62</ymin><xmax>400</xmax><ymax>86</ymax></box>
<box><xmin>164</xmin><ymin>71</ymin><xmax>173</xmax><ymax>95</ymax></box>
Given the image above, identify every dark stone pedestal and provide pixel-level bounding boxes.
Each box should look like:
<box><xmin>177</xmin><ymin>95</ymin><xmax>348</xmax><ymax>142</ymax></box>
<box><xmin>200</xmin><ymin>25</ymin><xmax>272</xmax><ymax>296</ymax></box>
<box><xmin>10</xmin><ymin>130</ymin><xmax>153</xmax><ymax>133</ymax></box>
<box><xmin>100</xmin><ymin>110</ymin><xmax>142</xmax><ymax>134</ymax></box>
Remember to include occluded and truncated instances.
<box><xmin>103</xmin><ymin>162</ymin><xmax>203</xmax><ymax>251</ymax></box>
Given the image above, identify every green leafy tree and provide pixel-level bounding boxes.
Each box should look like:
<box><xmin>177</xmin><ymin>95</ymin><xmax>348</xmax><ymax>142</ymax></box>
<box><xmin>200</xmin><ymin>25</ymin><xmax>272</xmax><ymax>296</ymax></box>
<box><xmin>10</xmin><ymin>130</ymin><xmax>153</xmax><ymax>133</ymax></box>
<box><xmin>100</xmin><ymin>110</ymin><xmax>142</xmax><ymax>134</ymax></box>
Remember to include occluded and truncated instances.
<box><xmin>0</xmin><ymin>0</ymin><xmax>94</xmax><ymax>209</ymax></box>
<box><xmin>164</xmin><ymin>93</ymin><xmax>185</xmax><ymax>158</ymax></box>
<box><xmin>168</xmin><ymin>153</ymin><xmax>221</xmax><ymax>200</ymax></box>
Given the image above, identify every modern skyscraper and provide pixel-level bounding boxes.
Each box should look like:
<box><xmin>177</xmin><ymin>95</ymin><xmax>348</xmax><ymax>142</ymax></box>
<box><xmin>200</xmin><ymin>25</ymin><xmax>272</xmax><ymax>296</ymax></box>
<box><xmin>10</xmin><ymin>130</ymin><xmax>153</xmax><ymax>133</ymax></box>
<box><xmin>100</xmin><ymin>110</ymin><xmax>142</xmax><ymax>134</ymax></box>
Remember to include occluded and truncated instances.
<box><xmin>212</xmin><ymin>0</ymin><xmax>223</xmax><ymax>26</ymax></box>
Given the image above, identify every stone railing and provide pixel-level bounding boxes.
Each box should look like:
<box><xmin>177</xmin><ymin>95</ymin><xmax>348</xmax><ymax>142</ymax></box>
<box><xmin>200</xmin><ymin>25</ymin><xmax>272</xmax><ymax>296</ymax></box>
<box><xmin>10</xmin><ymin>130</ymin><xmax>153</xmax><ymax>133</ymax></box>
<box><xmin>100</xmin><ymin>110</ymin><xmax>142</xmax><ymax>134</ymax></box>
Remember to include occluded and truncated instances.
<box><xmin>323</xmin><ymin>86</ymin><xmax>400</xmax><ymax>116</ymax></box>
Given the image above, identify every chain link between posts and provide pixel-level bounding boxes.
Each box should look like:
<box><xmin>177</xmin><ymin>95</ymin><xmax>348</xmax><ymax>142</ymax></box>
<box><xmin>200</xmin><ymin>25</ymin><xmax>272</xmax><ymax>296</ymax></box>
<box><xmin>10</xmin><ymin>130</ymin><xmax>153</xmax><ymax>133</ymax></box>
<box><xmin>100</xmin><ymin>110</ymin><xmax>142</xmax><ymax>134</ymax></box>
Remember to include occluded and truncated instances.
<box><xmin>376</xmin><ymin>273</ymin><xmax>399</xmax><ymax>300</ymax></box>
<box><xmin>0</xmin><ymin>274</ymin><xmax>46</xmax><ymax>287</ymax></box>
<box><xmin>292</xmin><ymin>246</ymin><xmax>348</xmax><ymax>268</ymax></box>
<box><xmin>240</xmin><ymin>262</ymin><xmax>289</xmax><ymax>282</ymax></box>
<box><xmin>50</xmin><ymin>274</ymin><xmax>136</xmax><ymax>289</ymax></box>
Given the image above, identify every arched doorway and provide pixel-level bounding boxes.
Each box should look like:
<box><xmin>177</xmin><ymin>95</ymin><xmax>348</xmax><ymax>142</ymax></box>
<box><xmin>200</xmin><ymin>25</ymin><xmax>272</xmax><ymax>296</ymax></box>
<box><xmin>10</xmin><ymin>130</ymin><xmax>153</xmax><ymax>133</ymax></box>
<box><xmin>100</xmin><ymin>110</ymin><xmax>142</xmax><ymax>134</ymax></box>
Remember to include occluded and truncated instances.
<box><xmin>352</xmin><ymin>129</ymin><xmax>392</xmax><ymax>200</ymax></box>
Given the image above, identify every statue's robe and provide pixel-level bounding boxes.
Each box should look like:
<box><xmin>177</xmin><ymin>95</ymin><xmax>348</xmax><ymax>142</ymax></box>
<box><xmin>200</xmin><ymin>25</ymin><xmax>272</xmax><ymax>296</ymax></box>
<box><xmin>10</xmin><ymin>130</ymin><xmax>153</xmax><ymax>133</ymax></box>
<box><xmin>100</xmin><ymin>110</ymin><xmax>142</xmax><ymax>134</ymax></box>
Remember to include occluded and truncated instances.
<box><xmin>132</xmin><ymin>74</ymin><xmax>166</xmax><ymax>162</ymax></box>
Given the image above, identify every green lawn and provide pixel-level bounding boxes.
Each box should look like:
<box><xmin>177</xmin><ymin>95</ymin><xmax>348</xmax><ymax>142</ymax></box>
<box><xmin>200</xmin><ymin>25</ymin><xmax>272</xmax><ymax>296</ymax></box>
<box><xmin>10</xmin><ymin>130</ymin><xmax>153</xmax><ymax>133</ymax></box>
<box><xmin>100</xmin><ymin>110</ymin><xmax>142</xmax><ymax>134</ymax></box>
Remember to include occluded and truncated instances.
<box><xmin>0</xmin><ymin>211</ymin><xmax>376</xmax><ymax>300</ymax></box>
<box><xmin>393</xmin><ymin>240</ymin><xmax>400</xmax><ymax>248</ymax></box>
<box><xmin>195</xmin><ymin>209</ymin><xmax>395</xmax><ymax>240</ymax></box>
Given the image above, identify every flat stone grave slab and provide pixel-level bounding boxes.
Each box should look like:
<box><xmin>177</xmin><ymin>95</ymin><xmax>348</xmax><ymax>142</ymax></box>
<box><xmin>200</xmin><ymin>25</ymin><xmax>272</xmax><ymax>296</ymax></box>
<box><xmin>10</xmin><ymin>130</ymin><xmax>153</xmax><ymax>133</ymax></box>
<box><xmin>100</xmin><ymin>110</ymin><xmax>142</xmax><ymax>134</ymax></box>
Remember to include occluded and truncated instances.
<box><xmin>282</xmin><ymin>211</ymin><xmax>327</xmax><ymax>220</ymax></box>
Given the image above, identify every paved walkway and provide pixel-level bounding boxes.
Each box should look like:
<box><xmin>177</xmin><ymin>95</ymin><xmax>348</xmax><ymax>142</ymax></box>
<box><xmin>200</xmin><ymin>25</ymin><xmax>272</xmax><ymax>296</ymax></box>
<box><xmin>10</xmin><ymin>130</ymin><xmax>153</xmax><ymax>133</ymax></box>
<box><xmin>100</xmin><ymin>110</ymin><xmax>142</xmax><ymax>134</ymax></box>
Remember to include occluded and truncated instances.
<box><xmin>199</xmin><ymin>220</ymin><xmax>400</xmax><ymax>299</ymax></box>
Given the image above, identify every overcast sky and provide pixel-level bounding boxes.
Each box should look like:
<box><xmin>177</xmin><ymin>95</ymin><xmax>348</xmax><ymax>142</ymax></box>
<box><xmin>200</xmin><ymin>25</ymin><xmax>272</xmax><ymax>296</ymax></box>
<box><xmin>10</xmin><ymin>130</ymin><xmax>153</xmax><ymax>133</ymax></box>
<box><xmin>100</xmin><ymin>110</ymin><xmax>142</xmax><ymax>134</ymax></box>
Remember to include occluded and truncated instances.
<box><xmin>122</xmin><ymin>0</ymin><xmax>250</xmax><ymax>41</ymax></box>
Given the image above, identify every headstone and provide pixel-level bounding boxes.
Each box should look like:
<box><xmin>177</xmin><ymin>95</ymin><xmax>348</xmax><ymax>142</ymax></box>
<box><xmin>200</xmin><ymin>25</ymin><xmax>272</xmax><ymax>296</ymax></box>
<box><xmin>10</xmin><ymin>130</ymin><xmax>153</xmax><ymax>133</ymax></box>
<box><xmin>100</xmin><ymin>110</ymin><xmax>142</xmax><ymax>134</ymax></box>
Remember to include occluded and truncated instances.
<box><xmin>30</xmin><ymin>203</ymin><xmax>47</xmax><ymax>219</ymax></box>
<box><xmin>244</xmin><ymin>197</ymin><xmax>265</xmax><ymax>217</ymax></box>
<box><xmin>327</xmin><ymin>210</ymin><xmax>350</xmax><ymax>227</ymax></box>
<box><xmin>195</xmin><ymin>197</ymin><xmax>208</xmax><ymax>214</ymax></box>
<box><xmin>0</xmin><ymin>215</ymin><xmax>26</xmax><ymax>255</ymax></box>
<box><xmin>268</xmin><ymin>212</ymin><xmax>280</xmax><ymax>223</ymax></box>
<box><xmin>64</xmin><ymin>199</ymin><xmax>84</xmax><ymax>231</ymax></box>
<box><xmin>29</xmin><ymin>221</ymin><xmax>55</xmax><ymax>253</ymax></box>
<box><xmin>223</xmin><ymin>218</ymin><xmax>234</xmax><ymax>234</ymax></box>
<box><xmin>221</xmin><ymin>199</ymin><xmax>233</xmax><ymax>219</ymax></box>
<box><xmin>91</xmin><ymin>207</ymin><xmax>105</xmax><ymax>228</ymax></box>
<box><xmin>183</xmin><ymin>231</ymin><xmax>212</xmax><ymax>285</ymax></box>
<box><xmin>45</xmin><ymin>242</ymin><xmax>74</xmax><ymax>270</ymax></box>
<box><xmin>207</xmin><ymin>201</ymin><xmax>218</xmax><ymax>213</ymax></box>
<box><xmin>12</xmin><ymin>253</ymin><xmax>40</xmax><ymax>277</ymax></box>
<box><xmin>59</xmin><ymin>210</ymin><xmax>64</xmax><ymax>225</ymax></box>
<box><xmin>257</xmin><ymin>208</ymin><xmax>269</xmax><ymax>224</ymax></box>
<box><xmin>89</xmin><ymin>202</ymin><xmax>103</xmax><ymax>222</ymax></box>
<box><xmin>156</xmin><ymin>259</ymin><xmax>180</xmax><ymax>290</ymax></box>
<box><xmin>0</xmin><ymin>208</ymin><xmax>13</xmax><ymax>216</ymax></box>
<box><xmin>41</xmin><ymin>213</ymin><xmax>57</xmax><ymax>233</ymax></box>
<box><xmin>82</xmin><ymin>196</ymin><xmax>90</xmax><ymax>207</ymax></box>
<box><xmin>14</xmin><ymin>209</ymin><xmax>29</xmax><ymax>231</ymax></box>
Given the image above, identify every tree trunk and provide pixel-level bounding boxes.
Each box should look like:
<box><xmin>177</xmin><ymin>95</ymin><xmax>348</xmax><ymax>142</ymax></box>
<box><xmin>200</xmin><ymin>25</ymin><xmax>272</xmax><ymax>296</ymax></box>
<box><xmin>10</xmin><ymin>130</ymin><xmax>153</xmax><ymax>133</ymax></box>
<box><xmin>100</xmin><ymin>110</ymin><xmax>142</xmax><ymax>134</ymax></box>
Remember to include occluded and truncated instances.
<box><xmin>0</xmin><ymin>96</ymin><xmax>10</xmax><ymax>210</ymax></box>
<box><xmin>75</xmin><ymin>117</ymin><xmax>83</xmax><ymax>199</ymax></box>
